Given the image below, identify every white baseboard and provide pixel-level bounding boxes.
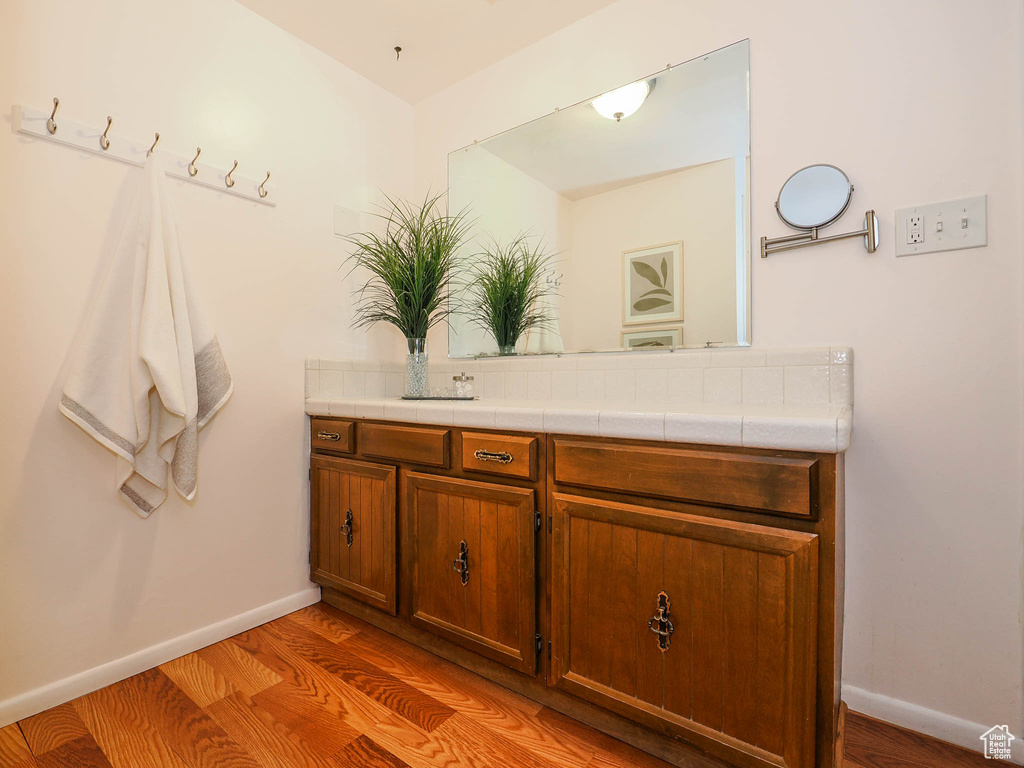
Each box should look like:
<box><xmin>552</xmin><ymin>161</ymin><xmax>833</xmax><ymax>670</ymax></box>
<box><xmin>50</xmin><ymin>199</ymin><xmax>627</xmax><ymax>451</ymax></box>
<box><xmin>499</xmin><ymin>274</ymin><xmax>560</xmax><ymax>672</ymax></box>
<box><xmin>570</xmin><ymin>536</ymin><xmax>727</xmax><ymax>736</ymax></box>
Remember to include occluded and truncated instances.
<box><xmin>843</xmin><ymin>684</ymin><xmax>1024</xmax><ymax>765</ymax></box>
<box><xmin>0</xmin><ymin>586</ymin><xmax>321</xmax><ymax>729</ymax></box>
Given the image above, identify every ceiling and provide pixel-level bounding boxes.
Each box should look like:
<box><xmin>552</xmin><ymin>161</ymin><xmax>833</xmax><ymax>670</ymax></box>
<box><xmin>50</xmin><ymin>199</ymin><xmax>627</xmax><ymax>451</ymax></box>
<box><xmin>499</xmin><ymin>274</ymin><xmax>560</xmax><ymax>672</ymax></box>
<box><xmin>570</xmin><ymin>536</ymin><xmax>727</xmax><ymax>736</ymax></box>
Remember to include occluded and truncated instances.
<box><xmin>236</xmin><ymin>0</ymin><xmax>618</xmax><ymax>104</ymax></box>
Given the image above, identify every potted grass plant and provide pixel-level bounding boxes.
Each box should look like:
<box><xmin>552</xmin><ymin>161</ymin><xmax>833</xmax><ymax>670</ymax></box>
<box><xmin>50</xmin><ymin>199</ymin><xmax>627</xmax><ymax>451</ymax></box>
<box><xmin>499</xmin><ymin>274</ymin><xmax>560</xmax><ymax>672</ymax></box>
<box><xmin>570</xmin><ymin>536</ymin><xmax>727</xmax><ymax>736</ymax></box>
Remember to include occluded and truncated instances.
<box><xmin>347</xmin><ymin>192</ymin><xmax>471</xmax><ymax>396</ymax></box>
<box><xmin>462</xmin><ymin>234</ymin><xmax>559</xmax><ymax>355</ymax></box>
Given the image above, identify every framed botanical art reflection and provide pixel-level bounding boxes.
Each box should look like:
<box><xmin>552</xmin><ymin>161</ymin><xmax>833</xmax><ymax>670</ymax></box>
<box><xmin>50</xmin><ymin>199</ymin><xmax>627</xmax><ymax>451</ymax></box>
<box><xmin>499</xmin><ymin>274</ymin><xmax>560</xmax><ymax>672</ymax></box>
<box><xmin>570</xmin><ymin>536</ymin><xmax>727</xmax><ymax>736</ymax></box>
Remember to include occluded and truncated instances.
<box><xmin>622</xmin><ymin>242</ymin><xmax>684</xmax><ymax>325</ymax></box>
<box><xmin>621</xmin><ymin>326</ymin><xmax>683</xmax><ymax>349</ymax></box>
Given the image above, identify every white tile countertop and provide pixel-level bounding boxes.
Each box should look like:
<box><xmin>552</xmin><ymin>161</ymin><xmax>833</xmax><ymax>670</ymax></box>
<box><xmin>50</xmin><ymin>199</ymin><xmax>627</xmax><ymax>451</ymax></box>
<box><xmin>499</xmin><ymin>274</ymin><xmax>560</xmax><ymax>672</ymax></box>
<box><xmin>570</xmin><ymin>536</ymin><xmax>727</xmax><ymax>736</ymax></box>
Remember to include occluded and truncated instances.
<box><xmin>305</xmin><ymin>397</ymin><xmax>853</xmax><ymax>453</ymax></box>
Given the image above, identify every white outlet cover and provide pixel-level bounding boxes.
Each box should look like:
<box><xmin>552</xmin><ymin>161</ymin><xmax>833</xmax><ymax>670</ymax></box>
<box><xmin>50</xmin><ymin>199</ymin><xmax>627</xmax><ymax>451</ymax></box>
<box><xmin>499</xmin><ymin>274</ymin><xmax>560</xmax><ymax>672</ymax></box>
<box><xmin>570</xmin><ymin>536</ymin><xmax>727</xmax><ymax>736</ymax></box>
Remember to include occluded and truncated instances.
<box><xmin>895</xmin><ymin>195</ymin><xmax>987</xmax><ymax>256</ymax></box>
<box><xmin>906</xmin><ymin>215</ymin><xmax>923</xmax><ymax>244</ymax></box>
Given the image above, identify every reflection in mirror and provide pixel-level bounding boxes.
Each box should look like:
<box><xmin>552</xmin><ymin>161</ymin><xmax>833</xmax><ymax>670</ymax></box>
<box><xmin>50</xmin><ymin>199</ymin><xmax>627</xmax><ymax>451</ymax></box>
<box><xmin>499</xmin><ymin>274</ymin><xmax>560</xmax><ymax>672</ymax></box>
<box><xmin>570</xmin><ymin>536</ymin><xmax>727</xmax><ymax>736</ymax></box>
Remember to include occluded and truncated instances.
<box><xmin>448</xmin><ymin>40</ymin><xmax>751</xmax><ymax>358</ymax></box>
<box><xmin>776</xmin><ymin>165</ymin><xmax>853</xmax><ymax>230</ymax></box>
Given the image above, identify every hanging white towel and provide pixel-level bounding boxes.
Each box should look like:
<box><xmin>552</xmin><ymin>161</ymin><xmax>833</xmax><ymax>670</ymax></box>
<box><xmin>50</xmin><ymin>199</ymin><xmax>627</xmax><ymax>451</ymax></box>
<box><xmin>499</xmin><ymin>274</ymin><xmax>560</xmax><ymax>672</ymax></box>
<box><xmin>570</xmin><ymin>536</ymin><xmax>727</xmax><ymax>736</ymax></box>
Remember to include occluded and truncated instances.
<box><xmin>60</xmin><ymin>154</ymin><xmax>232</xmax><ymax>517</ymax></box>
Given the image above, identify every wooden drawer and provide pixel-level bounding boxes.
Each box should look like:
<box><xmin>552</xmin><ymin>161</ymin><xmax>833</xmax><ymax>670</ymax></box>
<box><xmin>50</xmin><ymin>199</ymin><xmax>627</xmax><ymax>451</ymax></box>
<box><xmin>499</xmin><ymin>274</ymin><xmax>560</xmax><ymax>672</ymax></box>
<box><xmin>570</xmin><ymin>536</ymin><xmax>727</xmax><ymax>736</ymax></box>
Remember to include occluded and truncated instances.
<box><xmin>461</xmin><ymin>431</ymin><xmax>537</xmax><ymax>481</ymax></box>
<box><xmin>361</xmin><ymin>423</ymin><xmax>450</xmax><ymax>468</ymax></box>
<box><xmin>311</xmin><ymin>418</ymin><xmax>355</xmax><ymax>454</ymax></box>
<box><xmin>554</xmin><ymin>438</ymin><xmax>819</xmax><ymax>517</ymax></box>
<box><xmin>310</xmin><ymin>455</ymin><xmax>397</xmax><ymax>614</ymax></box>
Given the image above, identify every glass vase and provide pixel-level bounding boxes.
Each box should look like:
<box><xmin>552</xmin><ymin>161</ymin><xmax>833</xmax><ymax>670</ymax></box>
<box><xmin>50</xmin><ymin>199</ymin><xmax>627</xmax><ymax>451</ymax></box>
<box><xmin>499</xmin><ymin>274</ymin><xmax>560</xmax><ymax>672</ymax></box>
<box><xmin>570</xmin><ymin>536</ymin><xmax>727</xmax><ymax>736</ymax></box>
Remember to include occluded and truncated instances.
<box><xmin>498</xmin><ymin>344</ymin><xmax>517</xmax><ymax>356</ymax></box>
<box><xmin>405</xmin><ymin>337</ymin><xmax>429</xmax><ymax>397</ymax></box>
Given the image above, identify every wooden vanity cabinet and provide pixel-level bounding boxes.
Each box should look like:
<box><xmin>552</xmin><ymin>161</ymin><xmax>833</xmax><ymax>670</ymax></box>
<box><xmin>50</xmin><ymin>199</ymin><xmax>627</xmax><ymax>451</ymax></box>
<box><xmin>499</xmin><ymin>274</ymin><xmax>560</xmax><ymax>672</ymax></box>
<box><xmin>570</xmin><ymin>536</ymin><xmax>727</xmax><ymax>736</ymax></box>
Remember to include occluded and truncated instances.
<box><xmin>309</xmin><ymin>417</ymin><xmax>843</xmax><ymax>768</ymax></box>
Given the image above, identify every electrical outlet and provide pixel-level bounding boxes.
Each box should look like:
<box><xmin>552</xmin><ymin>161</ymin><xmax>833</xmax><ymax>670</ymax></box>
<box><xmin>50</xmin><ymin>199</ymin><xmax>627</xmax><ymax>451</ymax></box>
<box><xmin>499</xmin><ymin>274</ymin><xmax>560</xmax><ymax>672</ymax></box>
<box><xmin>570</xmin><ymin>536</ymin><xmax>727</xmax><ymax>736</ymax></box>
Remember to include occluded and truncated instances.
<box><xmin>895</xmin><ymin>195</ymin><xmax>987</xmax><ymax>256</ymax></box>
<box><xmin>906</xmin><ymin>215</ymin><xmax>923</xmax><ymax>244</ymax></box>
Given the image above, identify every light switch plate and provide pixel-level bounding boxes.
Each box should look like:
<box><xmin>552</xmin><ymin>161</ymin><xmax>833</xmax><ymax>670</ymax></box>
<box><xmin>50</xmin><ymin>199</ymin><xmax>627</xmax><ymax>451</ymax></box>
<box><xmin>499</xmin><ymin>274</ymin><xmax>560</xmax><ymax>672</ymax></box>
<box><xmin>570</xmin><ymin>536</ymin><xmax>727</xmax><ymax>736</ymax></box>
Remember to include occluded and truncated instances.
<box><xmin>895</xmin><ymin>195</ymin><xmax>987</xmax><ymax>256</ymax></box>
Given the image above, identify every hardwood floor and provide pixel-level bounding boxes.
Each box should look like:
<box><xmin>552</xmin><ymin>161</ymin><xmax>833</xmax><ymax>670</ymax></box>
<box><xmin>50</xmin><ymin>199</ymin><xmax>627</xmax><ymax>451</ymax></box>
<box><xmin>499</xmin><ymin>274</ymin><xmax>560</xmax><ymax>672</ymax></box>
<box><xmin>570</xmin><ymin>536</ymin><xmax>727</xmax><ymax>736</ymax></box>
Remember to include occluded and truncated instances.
<box><xmin>1</xmin><ymin>602</ymin><xmax>993</xmax><ymax>768</ymax></box>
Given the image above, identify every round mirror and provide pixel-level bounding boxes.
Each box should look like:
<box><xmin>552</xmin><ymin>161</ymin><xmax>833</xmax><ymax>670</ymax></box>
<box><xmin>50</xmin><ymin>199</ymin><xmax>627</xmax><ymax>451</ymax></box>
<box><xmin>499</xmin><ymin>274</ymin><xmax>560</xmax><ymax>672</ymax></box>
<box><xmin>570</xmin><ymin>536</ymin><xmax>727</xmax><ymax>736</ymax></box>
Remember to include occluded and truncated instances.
<box><xmin>776</xmin><ymin>164</ymin><xmax>852</xmax><ymax>230</ymax></box>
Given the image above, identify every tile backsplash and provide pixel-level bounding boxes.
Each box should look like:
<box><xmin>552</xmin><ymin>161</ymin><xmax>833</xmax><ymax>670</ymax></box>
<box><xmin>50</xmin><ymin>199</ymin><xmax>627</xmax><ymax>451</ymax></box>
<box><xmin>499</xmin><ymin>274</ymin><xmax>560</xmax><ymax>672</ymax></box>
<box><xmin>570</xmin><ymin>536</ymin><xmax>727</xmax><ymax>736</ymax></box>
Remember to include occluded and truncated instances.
<box><xmin>306</xmin><ymin>346</ymin><xmax>854</xmax><ymax>408</ymax></box>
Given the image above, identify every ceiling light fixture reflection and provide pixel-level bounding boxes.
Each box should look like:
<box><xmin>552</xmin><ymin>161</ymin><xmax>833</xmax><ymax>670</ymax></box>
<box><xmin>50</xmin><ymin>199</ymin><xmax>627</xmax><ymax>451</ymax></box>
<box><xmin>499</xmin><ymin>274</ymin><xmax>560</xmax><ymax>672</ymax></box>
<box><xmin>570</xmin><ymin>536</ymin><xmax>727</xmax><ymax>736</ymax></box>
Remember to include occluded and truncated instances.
<box><xmin>591</xmin><ymin>80</ymin><xmax>650</xmax><ymax>122</ymax></box>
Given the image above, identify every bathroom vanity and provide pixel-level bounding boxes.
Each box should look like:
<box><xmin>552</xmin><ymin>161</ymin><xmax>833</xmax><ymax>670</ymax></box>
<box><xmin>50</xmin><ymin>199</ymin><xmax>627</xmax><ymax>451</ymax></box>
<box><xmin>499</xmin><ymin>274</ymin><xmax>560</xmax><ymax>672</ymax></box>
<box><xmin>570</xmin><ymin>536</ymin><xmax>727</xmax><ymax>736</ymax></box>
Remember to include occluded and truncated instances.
<box><xmin>307</xmin><ymin>404</ymin><xmax>845</xmax><ymax>768</ymax></box>
<box><xmin>301</xmin><ymin>33</ymin><xmax>859</xmax><ymax>768</ymax></box>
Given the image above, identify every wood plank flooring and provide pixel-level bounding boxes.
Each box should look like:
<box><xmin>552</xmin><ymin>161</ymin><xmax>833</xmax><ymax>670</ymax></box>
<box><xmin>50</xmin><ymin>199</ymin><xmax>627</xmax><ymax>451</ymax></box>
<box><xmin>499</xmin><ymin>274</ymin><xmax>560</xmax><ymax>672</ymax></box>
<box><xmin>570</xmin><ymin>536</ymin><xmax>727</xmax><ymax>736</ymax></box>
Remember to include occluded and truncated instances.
<box><xmin>842</xmin><ymin>711</ymin><xmax>994</xmax><ymax>768</ymax></box>
<box><xmin>2</xmin><ymin>602</ymin><xmax>994</xmax><ymax>768</ymax></box>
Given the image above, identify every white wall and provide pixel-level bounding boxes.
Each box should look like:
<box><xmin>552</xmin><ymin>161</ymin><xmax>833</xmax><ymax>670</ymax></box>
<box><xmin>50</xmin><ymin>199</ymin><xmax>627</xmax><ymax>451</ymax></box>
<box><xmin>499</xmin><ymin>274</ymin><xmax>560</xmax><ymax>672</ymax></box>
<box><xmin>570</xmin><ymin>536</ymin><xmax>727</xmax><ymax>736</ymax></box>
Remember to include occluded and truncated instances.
<box><xmin>566</xmin><ymin>159</ymin><xmax>738</xmax><ymax>350</ymax></box>
<box><xmin>0</xmin><ymin>0</ymin><xmax>413</xmax><ymax>723</ymax></box>
<box><xmin>415</xmin><ymin>0</ymin><xmax>1024</xmax><ymax>754</ymax></box>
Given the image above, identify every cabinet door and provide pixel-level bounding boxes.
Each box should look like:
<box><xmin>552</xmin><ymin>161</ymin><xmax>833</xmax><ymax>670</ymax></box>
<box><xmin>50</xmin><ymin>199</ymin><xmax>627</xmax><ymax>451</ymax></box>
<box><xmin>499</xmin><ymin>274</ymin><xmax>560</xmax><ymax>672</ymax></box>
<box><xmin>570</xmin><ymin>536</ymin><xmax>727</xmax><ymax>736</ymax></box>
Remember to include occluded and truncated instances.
<box><xmin>551</xmin><ymin>493</ymin><xmax>818</xmax><ymax>768</ymax></box>
<box><xmin>407</xmin><ymin>473</ymin><xmax>536</xmax><ymax>674</ymax></box>
<box><xmin>311</xmin><ymin>455</ymin><xmax>397</xmax><ymax>614</ymax></box>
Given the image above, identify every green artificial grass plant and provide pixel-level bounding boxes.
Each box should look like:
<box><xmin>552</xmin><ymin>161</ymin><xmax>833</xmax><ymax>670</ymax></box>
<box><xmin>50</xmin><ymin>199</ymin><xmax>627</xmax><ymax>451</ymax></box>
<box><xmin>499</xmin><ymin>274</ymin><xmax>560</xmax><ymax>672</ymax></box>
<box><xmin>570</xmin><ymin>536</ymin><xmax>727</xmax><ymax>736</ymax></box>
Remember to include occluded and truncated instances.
<box><xmin>347</xmin><ymin>192</ymin><xmax>471</xmax><ymax>339</ymax></box>
<box><xmin>462</xmin><ymin>234</ymin><xmax>558</xmax><ymax>353</ymax></box>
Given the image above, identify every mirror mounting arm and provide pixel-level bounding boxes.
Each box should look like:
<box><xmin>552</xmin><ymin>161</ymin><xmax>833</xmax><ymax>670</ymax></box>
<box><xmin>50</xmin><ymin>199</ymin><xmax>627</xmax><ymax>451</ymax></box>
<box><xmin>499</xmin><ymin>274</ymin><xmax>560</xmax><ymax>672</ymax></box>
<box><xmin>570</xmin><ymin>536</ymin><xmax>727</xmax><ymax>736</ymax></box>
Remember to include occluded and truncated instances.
<box><xmin>761</xmin><ymin>210</ymin><xmax>878</xmax><ymax>258</ymax></box>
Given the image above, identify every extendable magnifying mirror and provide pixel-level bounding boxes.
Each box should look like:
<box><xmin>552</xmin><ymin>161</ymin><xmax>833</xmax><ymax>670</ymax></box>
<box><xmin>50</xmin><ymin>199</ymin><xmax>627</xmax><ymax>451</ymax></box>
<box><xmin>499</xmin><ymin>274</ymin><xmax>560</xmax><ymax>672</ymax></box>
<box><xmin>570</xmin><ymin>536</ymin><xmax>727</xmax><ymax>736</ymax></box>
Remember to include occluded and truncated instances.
<box><xmin>777</xmin><ymin>164</ymin><xmax>852</xmax><ymax>229</ymax></box>
<box><xmin>761</xmin><ymin>164</ymin><xmax>878</xmax><ymax>257</ymax></box>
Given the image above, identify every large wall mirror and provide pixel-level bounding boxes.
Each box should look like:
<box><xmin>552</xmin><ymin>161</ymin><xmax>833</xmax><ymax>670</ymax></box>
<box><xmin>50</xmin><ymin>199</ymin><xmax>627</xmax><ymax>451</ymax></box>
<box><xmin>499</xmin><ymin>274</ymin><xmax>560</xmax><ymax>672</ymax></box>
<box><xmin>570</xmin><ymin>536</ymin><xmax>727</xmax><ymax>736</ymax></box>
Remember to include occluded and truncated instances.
<box><xmin>448</xmin><ymin>39</ymin><xmax>751</xmax><ymax>357</ymax></box>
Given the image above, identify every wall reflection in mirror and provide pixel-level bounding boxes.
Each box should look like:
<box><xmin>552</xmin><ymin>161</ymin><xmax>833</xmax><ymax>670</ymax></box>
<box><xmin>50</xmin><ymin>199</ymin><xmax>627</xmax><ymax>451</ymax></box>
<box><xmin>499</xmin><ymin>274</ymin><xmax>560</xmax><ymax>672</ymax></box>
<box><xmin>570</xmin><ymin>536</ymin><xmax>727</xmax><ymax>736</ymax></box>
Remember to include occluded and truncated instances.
<box><xmin>448</xmin><ymin>40</ymin><xmax>751</xmax><ymax>358</ymax></box>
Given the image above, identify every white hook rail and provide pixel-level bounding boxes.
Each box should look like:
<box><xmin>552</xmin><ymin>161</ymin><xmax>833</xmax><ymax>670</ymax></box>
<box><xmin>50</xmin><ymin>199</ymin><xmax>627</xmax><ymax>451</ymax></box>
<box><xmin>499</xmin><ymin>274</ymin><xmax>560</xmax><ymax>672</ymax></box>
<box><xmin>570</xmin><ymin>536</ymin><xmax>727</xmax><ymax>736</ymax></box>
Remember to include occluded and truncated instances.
<box><xmin>12</xmin><ymin>104</ymin><xmax>276</xmax><ymax>207</ymax></box>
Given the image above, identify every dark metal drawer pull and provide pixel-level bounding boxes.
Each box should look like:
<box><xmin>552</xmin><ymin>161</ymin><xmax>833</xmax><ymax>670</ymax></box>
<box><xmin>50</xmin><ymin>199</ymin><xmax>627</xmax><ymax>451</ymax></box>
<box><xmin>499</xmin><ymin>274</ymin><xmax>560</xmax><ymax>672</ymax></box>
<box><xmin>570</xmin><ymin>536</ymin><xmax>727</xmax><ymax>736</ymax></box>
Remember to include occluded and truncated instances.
<box><xmin>473</xmin><ymin>449</ymin><xmax>513</xmax><ymax>464</ymax></box>
<box><xmin>341</xmin><ymin>509</ymin><xmax>354</xmax><ymax>547</ymax></box>
<box><xmin>647</xmin><ymin>591</ymin><xmax>674</xmax><ymax>652</ymax></box>
<box><xmin>317</xmin><ymin>431</ymin><xmax>341</xmax><ymax>442</ymax></box>
<box><xmin>452</xmin><ymin>539</ymin><xmax>469</xmax><ymax>585</ymax></box>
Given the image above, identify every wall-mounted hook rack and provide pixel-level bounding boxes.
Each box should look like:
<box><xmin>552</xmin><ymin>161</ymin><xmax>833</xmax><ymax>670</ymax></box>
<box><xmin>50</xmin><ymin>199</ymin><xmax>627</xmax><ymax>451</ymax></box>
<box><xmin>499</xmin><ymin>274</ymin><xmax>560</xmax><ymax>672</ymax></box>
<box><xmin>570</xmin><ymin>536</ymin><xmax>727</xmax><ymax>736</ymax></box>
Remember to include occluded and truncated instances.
<box><xmin>12</xmin><ymin>102</ymin><xmax>276</xmax><ymax>207</ymax></box>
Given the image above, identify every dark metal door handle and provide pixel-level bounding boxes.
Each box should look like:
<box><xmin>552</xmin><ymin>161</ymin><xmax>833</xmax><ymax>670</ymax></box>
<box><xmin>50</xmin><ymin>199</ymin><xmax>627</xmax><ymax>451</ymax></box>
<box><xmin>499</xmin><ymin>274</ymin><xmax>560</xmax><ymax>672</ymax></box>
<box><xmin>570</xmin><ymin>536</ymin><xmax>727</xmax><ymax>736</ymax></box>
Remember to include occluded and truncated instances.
<box><xmin>341</xmin><ymin>509</ymin><xmax>353</xmax><ymax>547</ymax></box>
<box><xmin>647</xmin><ymin>591</ymin><xmax>674</xmax><ymax>651</ymax></box>
<box><xmin>452</xmin><ymin>539</ymin><xmax>469</xmax><ymax>585</ymax></box>
<box><xmin>473</xmin><ymin>449</ymin><xmax>513</xmax><ymax>464</ymax></box>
